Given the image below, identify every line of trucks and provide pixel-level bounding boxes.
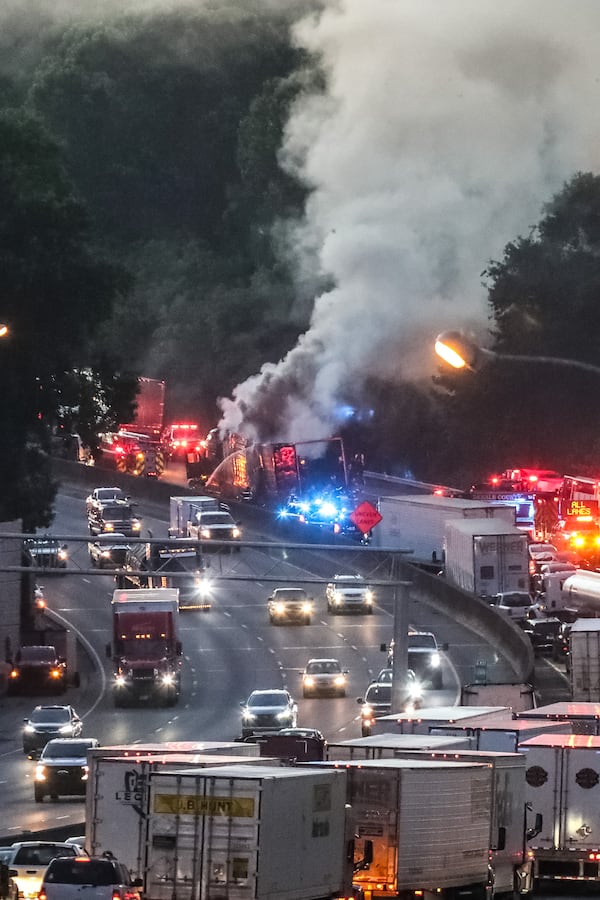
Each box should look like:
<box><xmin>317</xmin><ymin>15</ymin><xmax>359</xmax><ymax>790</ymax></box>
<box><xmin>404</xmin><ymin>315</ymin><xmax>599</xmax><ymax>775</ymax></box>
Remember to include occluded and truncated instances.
<box><xmin>73</xmin><ymin>700</ymin><xmax>600</xmax><ymax>899</ymax></box>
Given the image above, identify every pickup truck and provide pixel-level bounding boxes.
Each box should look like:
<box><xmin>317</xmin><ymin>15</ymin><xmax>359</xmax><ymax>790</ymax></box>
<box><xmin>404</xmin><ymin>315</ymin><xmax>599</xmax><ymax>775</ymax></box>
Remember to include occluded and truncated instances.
<box><xmin>1</xmin><ymin>841</ymin><xmax>82</xmax><ymax>900</ymax></box>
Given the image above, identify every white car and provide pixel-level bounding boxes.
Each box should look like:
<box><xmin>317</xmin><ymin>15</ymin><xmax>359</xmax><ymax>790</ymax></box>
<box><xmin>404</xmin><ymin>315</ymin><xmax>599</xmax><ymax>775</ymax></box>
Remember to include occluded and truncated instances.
<box><xmin>326</xmin><ymin>574</ymin><xmax>374</xmax><ymax>614</ymax></box>
<box><xmin>302</xmin><ymin>658</ymin><xmax>348</xmax><ymax>697</ymax></box>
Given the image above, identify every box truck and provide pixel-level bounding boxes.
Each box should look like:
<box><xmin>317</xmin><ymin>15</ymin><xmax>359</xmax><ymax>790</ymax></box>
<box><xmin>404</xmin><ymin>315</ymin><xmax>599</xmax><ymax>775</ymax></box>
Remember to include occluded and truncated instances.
<box><xmin>371</xmin><ymin>494</ymin><xmax>515</xmax><ymax>561</ymax></box>
<box><xmin>444</xmin><ymin>518</ymin><xmax>529</xmax><ymax>598</ymax></box>
<box><xmin>167</xmin><ymin>495</ymin><xmax>224</xmax><ymax>538</ymax></box>
<box><xmin>568</xmin><ymin>618</ymin><xmax>600</xmax><ymax>701</ymax></box>
<box><xmin>144</xmin><ymin>765</ymin><xmax>350</xmax><ymax>900</ymax></box>
<box><xmin>520</xmin><ymin>733</ymin><xmax>600</xmax><ymax>886</ymax></box>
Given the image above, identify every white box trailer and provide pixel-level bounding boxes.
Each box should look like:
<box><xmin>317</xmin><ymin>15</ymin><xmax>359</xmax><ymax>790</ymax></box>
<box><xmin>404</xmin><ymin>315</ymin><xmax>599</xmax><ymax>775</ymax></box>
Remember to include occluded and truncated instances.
<box><xmin>168</xmin><ymin>495</ymin><xmax>222</xmax><ymax>538</ymax></box>
<box><xmin>369</xmin><ymin>705</ymin><xmax>512</xmax><ymax>736</ymax></box>
<box><xmin>460</xmin><ymin>681</ymin><xmax>536</xmax><ymax>712</ymax></box>
<box><xmin>315</xmin><ymin>758</ymin><xmax>495</xmax><ymax>896</ymax></box>
<box><xmin>86</xmin><ymin>753</ymin><xmax>276</xmax><ymax>879</ymax></box>
<box><xmin>444</xmin><ymin>518</ymin><xmax>530</xmax><ymax>597</ymax></box>
<box><xmin>145</xmin><ymin>765</ymin><xmax>349</xmax><ymax>900</ymax></box>
<box><xmin>515</xmin><ymin>701</ymin><xmax>600</xmax><ymax>734</ymax></box>
<box><xmin>326</xmin><ymin>733</ymin><xmax>474</xmax><ymax>760</ymax></box>
<box><xmin>569</xmin><ymin>619</ymin><xmax>600</xmax><ymax>701</ymax></box>
<box><xmin>91</xmin><ymin>741</ymin><xmax>261</xmax><ymax>758</ymax></box>
<box><xmin>520</xmin><ymin>733</ymin><xmax>600</xmax><ymax>885</ymax></box>
<box><xmin>371</xmin><ymin>494</ymin><xmax>515</xmax><ymax>561</ymax></box>
<box><xmin>321</xmin><ymin>748</ymin><xmax>526</xmax><ymax>896</ymax></box>
<box><xmin>428</xmin><ymin>714</ymin><xmax>572</xmax><ymax>753</ymax></box>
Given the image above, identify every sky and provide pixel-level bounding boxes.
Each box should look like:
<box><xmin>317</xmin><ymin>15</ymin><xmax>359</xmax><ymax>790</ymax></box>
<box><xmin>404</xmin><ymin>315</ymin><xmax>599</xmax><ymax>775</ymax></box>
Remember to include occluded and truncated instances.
<box><xmin>218</xmin><ymin>0</ymin><xmax>600</xmax><ymax>442</ymax></box>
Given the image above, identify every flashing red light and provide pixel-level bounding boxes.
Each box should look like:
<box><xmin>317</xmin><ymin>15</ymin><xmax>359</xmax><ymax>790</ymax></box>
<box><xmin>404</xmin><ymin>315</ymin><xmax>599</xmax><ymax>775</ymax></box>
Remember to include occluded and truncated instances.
<box><xmin>529</xmin><ymin>474</ymin><xmax>538</xmax><ymax>482</ymax></box>
<box><xmin>491</xmin><ymin>476</ymin><xmax>500</xmax><ymax>485</ymax></box>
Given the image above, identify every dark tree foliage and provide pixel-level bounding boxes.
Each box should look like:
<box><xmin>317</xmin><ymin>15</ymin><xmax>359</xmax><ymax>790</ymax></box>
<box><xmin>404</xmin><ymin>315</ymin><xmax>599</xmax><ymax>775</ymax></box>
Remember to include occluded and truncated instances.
<box><xmin>24</xmin><ymin>9</ymin><xmax>312</xmax><ymax>408</ymax></box>
<box><xmin>0</xmin><ymin>108</ymin><xmax>126</xmax><ymax>526</ymax></box>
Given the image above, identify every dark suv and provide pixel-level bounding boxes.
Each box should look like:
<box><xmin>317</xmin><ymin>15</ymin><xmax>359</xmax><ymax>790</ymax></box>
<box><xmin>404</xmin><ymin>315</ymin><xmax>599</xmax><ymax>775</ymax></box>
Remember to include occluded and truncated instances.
<box><xmin>23</xmin><ymin>705</ymin><xmax>82</xmax><ymax>756</ymax></box>
<box><xmin>8</xmin><ymin>646</ymin><xmax>68</xmax><ymax>695</ymax></box>
<box><xmin>87</xmin><ymin>500</ymin><xmax>141</xmax><ymax>537</ymax></box>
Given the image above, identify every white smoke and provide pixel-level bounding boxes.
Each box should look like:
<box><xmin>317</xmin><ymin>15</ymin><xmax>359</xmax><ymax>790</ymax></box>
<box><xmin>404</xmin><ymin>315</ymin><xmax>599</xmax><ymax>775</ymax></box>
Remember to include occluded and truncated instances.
<box><xmin>219</xmin><ymin>0</ymin><xmax>600</xmax><ymax>442</ymax></box>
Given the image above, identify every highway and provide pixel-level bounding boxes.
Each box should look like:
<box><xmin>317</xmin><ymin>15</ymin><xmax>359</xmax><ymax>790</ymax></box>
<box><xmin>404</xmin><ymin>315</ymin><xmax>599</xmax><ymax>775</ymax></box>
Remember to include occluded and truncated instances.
<box><xmin>0</xmin><ymin>475</ymin><xmax>504</xmax><ymax>839</ymax></box>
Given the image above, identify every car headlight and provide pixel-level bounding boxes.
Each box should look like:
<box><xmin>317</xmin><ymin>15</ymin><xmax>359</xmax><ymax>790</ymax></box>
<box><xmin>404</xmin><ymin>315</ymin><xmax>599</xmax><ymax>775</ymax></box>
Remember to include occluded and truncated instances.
<box><xmin>103</xmin><ymin>522</ymin><xmax>115</xmax><ymax>532</ymax></box>
<box><xmin>58</xmin><ymin>549</ymin><xmax>68</xmax><ymax>561</ymax></box>
<box><xmin>59</xmin><ymin>724</ymin><xmax>74</xmax><ymax>734</ymax></box>
<box><xmin>35</xmin><ymin>766</ymin><xmax>46</xmax><ymax>781</ymax></box>
<box><xmin>302</xmin><ymin>602</ymin><xmax>313</xmax><ymax>613</ymax></box>
<box><xmin>24</xmin><ymin>724</ymin><xmax>35</xmax><ymax>734</ymax></box>
<box><xmin>232</xmin><ymin>527</ymin><xmax>241</xmax><ymax>538</ymax></box>
<box><xmin>365</xmin><ymin>590</ymin><xmax>374</xmax><ymax>602</ymax></box>
<box><xmin>201</xmin><ymin>528</ymin><xmax>212</xmax><ymax>539</ymax></box>
<box><xmin>132</xmin><ymin>520</ymin><xmax>141</xmax><ymax>532</ymax></box>
<box><xmin>304</xmin><ymin>676</ymin><xmax>315</xmax><ymax>687</ymax></box>
<box><xmin>115</xmin><ymin>674</ymin><xmax>127</xmax><ymax>687</ymax></box>
<box><xmin>277</xmin><ymin>709</ymin><xmax>292</xmax><ymax>720</ymax></box>
<box><xmin>50</xmin><ymin>668</ymin><xmax>63</xmax><ymax>679</ymax></box>
<box><xmin>242</xmin><ymin>709</ymin><xmax>256</xmax><ymax>721</ymax></box>
<box><xmin>429</xmin><ymin>653</ymin><xmax>441</xmax><ymax>668</ymax></box>
<box><xmin>408</xmin><ymin>681</ymin><xmax>423</xmax><ymax>698</ymax></box>
<box><xmin>101</xmin><ymin>550</ymin><xmax>111</xmax><ymax>559</ymax></box>
<box><xmin>275</xmin><ymin>602</ymin><xmax>286</xmax><ymax>614</ymax></box>
<box><xmin>161</xmin><ymin>672</ymin><xmax>175</xmax><ymax>686</ymax></box>
<box><xmin>334</xmin><ymin>590</ymin><xmax>342</xmax><ymax>601</ymax></box>
<box><xmin>334</xmin><ymin>675</ymin><xmax>346</xmax><ymax>686</ymax></box>
<box><xmin>361</xmin><ymin>705</ymin><xmax>373</xmax><ymax>718</ymax></box>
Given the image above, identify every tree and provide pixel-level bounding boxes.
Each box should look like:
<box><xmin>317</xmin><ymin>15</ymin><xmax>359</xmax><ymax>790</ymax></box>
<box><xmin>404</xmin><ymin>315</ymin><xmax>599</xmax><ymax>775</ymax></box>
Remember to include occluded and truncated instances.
<box><xmin>0</xmin><ymin>108</ymin><xmax>127</xmax><ymax>526</ymax></box>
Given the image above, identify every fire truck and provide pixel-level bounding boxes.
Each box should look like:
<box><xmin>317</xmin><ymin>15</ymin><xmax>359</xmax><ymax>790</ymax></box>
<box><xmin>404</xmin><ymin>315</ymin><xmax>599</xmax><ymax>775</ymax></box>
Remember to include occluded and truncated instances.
<box><xmin>554</xmin><ymin>474</ymin><xmax>600</xmax><ymax>561</ymax></box>
<box><xmin>97</xmin><ymin>429</ymin><xmax>166</xmax><ymax>478</ymax></box>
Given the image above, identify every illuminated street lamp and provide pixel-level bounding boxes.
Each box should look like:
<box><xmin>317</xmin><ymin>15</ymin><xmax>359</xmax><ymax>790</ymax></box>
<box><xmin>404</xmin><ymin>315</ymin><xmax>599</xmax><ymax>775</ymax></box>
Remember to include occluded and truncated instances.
<box><xmin>435</xmin><ymin>330</ymin><xmax>600</xmax><ymax>377</ymax></box>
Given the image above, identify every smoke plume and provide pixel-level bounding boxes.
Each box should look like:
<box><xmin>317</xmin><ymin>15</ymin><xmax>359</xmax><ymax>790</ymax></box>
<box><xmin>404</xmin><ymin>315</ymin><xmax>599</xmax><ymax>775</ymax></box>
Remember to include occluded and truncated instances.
<box><xmin>219</xmin><ymin>0</ymin><xmax>600</xmax><ymax>442</ymax></box>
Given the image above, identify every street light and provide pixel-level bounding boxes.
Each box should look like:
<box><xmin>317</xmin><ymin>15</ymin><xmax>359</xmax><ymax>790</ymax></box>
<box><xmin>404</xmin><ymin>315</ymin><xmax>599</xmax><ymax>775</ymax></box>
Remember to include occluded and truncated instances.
<box><xmin>435</xmin><ymin>330</ymin><xmax>600</xmax><ymax>377</ymax></box>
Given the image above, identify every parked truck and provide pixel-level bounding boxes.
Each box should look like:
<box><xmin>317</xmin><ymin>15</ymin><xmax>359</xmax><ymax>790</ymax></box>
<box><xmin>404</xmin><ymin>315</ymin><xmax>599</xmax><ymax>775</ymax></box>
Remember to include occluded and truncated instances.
<box><xmin>85</xmin><ymin>751</ymin><xmax>276</xmax><ymax>880</ymax></box>
<box><xmin>106</xmin><ymin>589</ymin><xmax>182</xmax><ymax>707</ymax></box>
<box><xmin>321</xmin><ymin>747</ymin><xmax>530</xmax><ymax>897</ymax></box>
<box><xmin>444</xmin><ymin>518</ymin><xmax>530</xmax><ymax>598</ymax></box>
<box><xmin>568</xmin><ymin>618</ymin><xmax>600</xmax><ymax>701</ymax></box>
<box><xmin>144</xmin><ymin>765</ymin><xmax>350</xmax><ymax>900</ymax></box>
<box><xmin>520</xmin><ymin>732</ymin><xmax>600</xmax><ymax>887</ymax></box>
<box><xmin>316</xmin><ymin>757</ymin><xmax>507</xmax><ymax>899</ymax></box>
<box><xmin>371</xmin><ymin>494</ymin><xmax>515</xmax><ymax>561</ymax></box>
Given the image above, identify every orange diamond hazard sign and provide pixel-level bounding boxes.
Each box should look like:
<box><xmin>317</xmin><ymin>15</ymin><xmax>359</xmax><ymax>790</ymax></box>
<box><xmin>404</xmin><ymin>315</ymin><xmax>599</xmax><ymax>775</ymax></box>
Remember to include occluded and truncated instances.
<box><xmin>350</xmin><ymin>501</ymin><xmax>382</xmax><ymax>533</ymax></box>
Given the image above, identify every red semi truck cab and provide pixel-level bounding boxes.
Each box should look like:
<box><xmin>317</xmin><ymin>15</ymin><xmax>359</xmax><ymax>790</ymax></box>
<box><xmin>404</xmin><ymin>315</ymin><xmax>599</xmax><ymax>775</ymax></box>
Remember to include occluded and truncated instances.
<box><xmin>106</xmin><ymin>589</ymin><xmax>182</xmax><ymax>707</ymax></box>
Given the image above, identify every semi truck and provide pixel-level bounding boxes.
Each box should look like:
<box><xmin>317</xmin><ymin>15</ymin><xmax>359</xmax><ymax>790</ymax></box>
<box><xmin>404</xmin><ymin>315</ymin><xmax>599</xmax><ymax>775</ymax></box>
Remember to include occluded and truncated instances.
<box><xmin>515</xmin><ymin>700</ymin><xmax>600</xmax><ymax>735</ymax></box>
<box><xmin>106</xmin><ymin>588</ymin><xmax>182</xmax><ymax>707</ymax></box>
<box><xmin>444</xmin><ymin>518</ymin><xmax>530</xmax><ymax>598</ymax></box>
<box><xmin>85</xmin><ymin>751</ymin><xmax>275</xmax><ymax>880</ymax></box>
<box><xmin>568</xmin><ymin>618</ymin><xmax>600</xmax><ymax>701</ymax></box>
<box><xmin>321</xmin><ymin>747</ymin><xmax>530</xmax><ymax>897</ymax></box>
<box><xmin>370</xmin><ymin>493</ymin><xmax>515</xmax><ymax>561</ymax></box>
<box><xmin>117</xmin><ymin>539</ymin><xmax>213</xmax><ymax>610</ymax></box>
<box><xmin>144</xmin><ymin>765</ymin><xmax>350</xmax><ymax>900</ymax></box>
<box><xmin>316</xmin><ymin>757</ymin><xmax>504</xmax><ymax>899</ymax></box>
<box><xmin>561</xmin><ymin>569</ymin><xmax>600</xmax><ymax>613</ymax></box>
<box><xmin>520</xmin><ymin>732</ymin><xmax>600</xmax><ymax>887</ymax></box>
